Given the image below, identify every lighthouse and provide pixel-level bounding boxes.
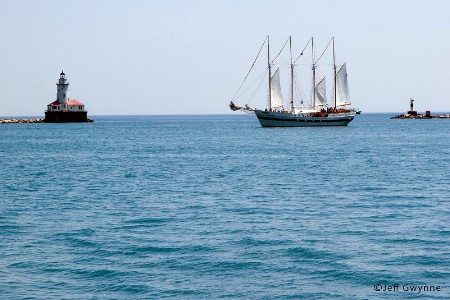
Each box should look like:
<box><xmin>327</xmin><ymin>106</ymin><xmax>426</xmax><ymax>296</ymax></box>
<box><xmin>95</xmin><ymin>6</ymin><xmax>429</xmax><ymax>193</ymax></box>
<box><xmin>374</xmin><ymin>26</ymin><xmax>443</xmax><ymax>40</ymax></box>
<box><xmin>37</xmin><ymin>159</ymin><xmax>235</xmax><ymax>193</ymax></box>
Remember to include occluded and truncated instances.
<box><xmin>44</xmin><ymin>71</ymin><xmax>91</xmax><ymax>122</ymax></box>
<box><xmin>407</xmin><ymin>98</ymin><xmax>417</xmax><ymax>116</ymax></box>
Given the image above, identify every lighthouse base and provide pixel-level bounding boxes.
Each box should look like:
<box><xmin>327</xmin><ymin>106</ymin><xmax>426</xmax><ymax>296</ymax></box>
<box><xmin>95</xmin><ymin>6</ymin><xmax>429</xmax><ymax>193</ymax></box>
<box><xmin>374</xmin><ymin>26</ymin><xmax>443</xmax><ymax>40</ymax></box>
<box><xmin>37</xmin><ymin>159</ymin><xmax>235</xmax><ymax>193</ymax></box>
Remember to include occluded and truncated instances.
<box><xmin>44</xmin><ymin>111</ymin><xmax>89</xmax><ymax>123</ymax></box>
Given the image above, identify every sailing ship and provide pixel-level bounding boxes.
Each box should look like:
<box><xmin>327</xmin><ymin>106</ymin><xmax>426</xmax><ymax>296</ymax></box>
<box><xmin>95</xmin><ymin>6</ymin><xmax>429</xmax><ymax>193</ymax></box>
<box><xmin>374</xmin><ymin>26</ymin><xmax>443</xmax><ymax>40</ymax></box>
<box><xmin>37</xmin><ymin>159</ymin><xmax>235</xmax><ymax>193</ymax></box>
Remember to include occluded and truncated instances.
<box><xmin>229</xmin><ymin>36</ymin><xmax>356</xmax><ymax>127</ymax></box>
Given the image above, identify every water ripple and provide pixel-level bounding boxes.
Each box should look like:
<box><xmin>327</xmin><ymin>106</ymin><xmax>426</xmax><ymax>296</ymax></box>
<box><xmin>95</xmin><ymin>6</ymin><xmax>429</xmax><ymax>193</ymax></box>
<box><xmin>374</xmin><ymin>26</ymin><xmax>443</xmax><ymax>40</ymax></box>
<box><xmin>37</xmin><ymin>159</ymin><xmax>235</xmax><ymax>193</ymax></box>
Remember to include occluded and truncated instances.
<box><xmin>1</xmin><ymin>115</ymin><xmax>449</xmax><ymax>299</ymax></box>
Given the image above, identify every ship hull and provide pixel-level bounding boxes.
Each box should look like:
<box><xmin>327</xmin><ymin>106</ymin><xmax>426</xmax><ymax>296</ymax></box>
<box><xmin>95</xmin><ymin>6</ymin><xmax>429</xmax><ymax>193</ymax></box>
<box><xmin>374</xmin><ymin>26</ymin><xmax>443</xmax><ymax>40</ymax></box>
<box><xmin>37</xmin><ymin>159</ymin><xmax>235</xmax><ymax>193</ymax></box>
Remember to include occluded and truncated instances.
<box><xmin>255</xmin><ymin>110</ymin><xmax>355</xmax><ymax>127</ymax></box>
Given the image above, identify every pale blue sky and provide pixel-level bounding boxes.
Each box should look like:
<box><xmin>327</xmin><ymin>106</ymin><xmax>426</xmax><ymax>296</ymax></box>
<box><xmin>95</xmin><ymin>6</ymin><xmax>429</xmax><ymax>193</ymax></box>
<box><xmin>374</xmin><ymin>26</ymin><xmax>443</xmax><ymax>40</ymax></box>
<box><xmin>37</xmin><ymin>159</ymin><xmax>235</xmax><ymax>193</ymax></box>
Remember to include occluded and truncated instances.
<box><xmin>1</xmin><ymin>0</ymin><xmax>449</xmax><ymax>116</ymax></box>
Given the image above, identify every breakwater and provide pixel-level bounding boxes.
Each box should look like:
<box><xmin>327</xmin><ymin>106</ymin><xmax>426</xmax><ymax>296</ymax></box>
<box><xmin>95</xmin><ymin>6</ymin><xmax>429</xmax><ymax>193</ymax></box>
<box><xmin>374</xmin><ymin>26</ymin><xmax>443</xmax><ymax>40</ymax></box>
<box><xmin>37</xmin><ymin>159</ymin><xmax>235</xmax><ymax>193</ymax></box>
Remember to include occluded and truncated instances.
<box><xmin>391</xmin><ymin>113</ymin><xmax>450</xmax><ymax>119</ymax></box>
<box><xmin>0</xmin><ymin>118</ymin><xmax>94</xmax><ymax>124</ymax></box>
<box><xmin>0</xmin><ymin>118</ymin><xmax>44</xmax><ymax>124</ymax></box>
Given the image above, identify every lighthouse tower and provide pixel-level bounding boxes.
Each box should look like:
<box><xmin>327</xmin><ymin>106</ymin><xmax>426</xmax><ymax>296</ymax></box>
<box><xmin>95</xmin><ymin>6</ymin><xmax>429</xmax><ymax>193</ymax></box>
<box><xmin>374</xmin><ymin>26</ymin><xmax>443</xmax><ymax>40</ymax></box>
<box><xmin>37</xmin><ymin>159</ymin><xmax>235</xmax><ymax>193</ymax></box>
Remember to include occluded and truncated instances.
<box><xmin>56</xmin><ymin>71</ymin><xmax>69</xmax><ymax>110</ymax></box>
<box><xmin>407</xmin><ymin>98</ymin><xmax>417</xmax><ymax>116</ymax></box>
<box><xmin>44</xmin><ymin>71</ymin><xmax>90</xmax><ymax>122</ymax></box>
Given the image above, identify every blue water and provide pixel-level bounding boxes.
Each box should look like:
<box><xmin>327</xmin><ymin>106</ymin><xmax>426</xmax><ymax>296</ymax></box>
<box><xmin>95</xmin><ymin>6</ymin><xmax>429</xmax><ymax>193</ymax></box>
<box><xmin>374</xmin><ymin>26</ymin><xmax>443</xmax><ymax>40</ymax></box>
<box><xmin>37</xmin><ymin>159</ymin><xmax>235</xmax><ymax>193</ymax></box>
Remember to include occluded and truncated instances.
<box><xmin>0</xmin><ymin>114</ymin><xmax>449</xmax><ymax>299</ymax></box>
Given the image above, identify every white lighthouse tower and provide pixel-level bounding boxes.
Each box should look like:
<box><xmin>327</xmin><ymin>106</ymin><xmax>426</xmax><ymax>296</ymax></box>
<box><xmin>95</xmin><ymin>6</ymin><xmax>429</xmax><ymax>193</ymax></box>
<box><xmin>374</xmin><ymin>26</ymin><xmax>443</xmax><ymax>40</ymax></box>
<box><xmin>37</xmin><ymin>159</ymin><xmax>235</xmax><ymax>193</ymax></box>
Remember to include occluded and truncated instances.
<box><xmin>56</xmin><ymin>71</ymin><xmax>69</xmax><ymax>109</ymax></box>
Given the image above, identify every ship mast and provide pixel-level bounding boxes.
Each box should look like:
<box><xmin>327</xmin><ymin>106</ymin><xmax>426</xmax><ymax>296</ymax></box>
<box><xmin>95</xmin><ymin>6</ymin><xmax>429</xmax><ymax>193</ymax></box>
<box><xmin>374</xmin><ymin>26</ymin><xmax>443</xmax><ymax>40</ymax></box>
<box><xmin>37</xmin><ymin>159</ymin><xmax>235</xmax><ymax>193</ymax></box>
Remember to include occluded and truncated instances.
<box><xmin>333</xmin><ymin>37</ymin><xmax>337</xmax><ymax>109</ymax></box>
<box><xmin>268</xmin><ymin>35</ymin><xmax>272</xmax><ymax>111</ymax></box>
<box><xmin>290</xmin><ymin>36</ymin><xmax>294</xmax><ymax>113</ymax></box>
<box><xmin>312</xmin><ymin>37</ymin><xmax>316</xmax><ymax>109</ymax></box>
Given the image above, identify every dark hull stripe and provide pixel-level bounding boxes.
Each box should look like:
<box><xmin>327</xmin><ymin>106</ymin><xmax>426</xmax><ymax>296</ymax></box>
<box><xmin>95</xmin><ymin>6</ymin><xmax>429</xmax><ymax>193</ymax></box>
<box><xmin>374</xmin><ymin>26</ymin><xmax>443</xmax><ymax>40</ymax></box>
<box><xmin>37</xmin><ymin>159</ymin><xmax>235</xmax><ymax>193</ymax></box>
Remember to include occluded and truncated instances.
<box><xmin>256</xmin><ymin>115</ymin><xmax>354</xmax><ymax>123</ymax></box>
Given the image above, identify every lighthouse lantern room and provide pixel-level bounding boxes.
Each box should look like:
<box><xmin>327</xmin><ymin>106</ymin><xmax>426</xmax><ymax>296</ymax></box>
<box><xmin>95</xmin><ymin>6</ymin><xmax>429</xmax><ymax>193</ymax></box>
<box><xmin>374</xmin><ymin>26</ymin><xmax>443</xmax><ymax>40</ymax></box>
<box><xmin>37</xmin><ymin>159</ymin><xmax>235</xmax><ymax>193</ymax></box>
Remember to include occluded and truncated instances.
<box><xmin>44</xmin><ymin>71</ymin><xmax>90</xmax><ymax>122</ymax></box>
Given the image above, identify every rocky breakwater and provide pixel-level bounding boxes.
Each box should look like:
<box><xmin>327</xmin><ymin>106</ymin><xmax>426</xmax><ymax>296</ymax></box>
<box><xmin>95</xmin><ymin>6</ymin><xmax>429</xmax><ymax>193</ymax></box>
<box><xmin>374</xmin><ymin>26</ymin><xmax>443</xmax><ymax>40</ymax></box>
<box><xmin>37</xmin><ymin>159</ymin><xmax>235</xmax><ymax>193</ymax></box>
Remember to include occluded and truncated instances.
<box><xmin>392</xmin><ymin>99</ymin><xmax>450</xmax><ymax>119</ymax></box>
<box><xmin>391</xmin><ymin>112</ymin><xmax>450</xmax><ymax>119</ymax></box>
<box><xmin>0</xmin><ymin>118</ymin><xmax>94</xmax><ymax>124</ymax></box>
<box><xmin>0</xmin><ymin>118</ymin><xmax>44</xmax><ymax>124</ymax></box>
<box><xmin>391</xmin><ymin>110</ymin><xmax>450</xmax><ymax>119</ymax></box>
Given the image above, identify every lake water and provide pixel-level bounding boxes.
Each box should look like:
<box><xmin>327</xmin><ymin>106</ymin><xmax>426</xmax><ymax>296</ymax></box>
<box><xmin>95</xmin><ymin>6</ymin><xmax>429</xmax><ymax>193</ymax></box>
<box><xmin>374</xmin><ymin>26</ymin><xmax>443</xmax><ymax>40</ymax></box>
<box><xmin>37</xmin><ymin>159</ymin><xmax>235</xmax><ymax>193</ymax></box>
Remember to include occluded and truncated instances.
<box><xmin>1</xmin><ymin>113</ymin><xmax>449</xmax><ymax>299</ymax></box>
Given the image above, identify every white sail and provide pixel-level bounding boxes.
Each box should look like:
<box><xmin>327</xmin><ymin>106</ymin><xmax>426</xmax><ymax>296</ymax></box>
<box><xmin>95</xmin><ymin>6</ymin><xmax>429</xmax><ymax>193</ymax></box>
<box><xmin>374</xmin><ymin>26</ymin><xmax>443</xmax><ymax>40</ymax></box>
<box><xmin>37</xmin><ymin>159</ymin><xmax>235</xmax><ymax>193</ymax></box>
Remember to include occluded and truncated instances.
<box><xmin>270</xmin><ymin>68</ymin><xmax>284</xmax><ymax>109</ymax></box>
<box><xmin>314</xmin><ymin>76</ymin><xmax>327</xmax><ymax>107</ymax></box>
<box><xmin>336</xmin><ymin>63</ymin><xmax>351</xmax><ymax>106</ymax></box>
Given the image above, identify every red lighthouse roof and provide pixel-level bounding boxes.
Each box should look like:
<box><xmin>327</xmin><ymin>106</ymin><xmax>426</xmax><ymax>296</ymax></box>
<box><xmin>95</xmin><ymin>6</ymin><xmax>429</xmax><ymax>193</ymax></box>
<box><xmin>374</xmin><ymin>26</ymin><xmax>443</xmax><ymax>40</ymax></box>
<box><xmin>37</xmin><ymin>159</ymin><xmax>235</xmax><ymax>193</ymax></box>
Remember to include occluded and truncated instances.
<box><xmin>68</xmin><ymin>99</ymin><xmax>84</xmax><ymax>106</ymax></box>
<box><xmin>48</xmin><ymin>100</ymin><xmax>62</xmax><ymax>106</ymax></box>
<box><xmin>47</xmin><ymin>100</ymin><xmax>84</xmax><ymax>106</ymax></box>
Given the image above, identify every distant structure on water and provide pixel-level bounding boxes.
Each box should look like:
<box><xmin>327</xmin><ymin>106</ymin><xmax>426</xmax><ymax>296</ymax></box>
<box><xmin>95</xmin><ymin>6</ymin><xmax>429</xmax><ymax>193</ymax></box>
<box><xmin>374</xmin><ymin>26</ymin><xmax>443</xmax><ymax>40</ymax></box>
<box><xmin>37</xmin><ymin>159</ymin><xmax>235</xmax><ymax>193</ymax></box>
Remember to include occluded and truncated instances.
<box><xmin>44</xmin><ymin>71</ymin><xmax>92</xmax><ymax>123</ymax></box>
<box><xmin>391</xmin><ymin>98</ymin><xmax>450</xmax><ymax>119</ymax></box>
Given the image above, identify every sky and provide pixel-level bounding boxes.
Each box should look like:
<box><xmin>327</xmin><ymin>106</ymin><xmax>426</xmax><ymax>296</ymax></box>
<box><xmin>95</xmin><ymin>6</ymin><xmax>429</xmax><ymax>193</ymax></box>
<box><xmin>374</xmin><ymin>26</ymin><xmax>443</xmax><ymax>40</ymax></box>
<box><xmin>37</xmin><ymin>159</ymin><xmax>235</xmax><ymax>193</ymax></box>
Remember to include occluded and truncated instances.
<box><xmin>1</xmin><ymin>0</ymin><xmax>449</xmax><ymax>116</ymax></box>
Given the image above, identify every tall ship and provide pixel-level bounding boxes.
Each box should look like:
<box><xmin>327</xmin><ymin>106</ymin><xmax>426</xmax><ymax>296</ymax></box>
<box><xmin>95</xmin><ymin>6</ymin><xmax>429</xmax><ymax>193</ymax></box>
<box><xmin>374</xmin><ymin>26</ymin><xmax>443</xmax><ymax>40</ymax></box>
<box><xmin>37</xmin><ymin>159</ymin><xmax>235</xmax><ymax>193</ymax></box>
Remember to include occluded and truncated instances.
<box><xmin>229</xmin><ymin>36</ymin><xmax>356</xmax><ymax>127</ymax></box>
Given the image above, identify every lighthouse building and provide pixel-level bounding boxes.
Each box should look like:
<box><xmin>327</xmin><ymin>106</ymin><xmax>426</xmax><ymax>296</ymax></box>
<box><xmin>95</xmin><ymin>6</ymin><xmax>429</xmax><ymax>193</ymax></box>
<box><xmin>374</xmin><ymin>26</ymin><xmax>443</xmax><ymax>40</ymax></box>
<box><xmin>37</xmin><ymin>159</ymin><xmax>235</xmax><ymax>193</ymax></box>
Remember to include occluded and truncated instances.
<box><xmin>44</xmin><ymin>71</ymin><xmax>89</xmax><ymax>122</ymax></box>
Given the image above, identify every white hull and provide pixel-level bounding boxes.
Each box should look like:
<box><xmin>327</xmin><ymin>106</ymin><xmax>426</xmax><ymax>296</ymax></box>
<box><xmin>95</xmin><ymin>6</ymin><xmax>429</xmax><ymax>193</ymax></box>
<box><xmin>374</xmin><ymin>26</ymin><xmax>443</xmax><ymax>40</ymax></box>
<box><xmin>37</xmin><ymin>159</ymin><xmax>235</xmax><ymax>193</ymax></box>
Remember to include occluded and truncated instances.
<box><xmin>255</xmin><ymin>110</ymin><xmax>355</xmax><ymax>127</ymax></box>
